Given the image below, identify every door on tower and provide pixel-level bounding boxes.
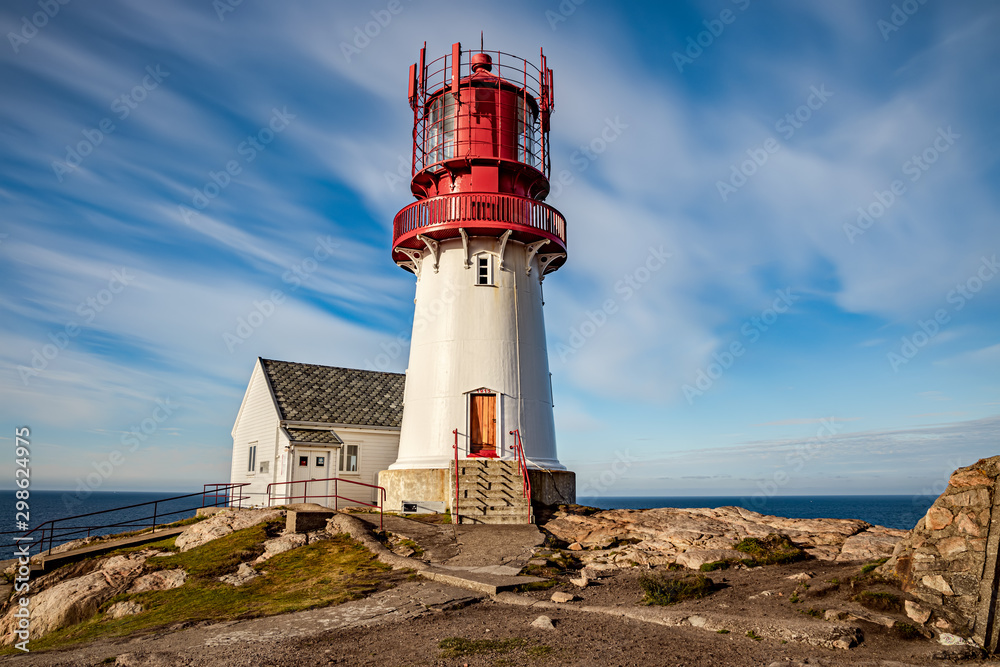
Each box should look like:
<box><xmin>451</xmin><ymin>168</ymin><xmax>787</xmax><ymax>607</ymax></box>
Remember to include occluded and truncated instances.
<box><xmin>469</xmin><ymin>393</ymin><xmax>497</xmax><ymax>457</ymax></box>
<box><xmin>291</xmin><ymin>449</ymin><xmax>332</xmax><ymax>506</ymax></box>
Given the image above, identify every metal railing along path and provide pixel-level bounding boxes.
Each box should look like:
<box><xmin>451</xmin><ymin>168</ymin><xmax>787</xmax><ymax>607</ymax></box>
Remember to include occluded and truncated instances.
<box><xmin>265</xmin><ymin>477</ymin><xmax>387</xmax><ymax>532</ymax></box>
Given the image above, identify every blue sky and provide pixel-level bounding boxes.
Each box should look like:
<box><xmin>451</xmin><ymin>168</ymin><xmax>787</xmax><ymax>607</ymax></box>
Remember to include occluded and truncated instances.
<box><xmin>1</xmin><ymin>0</ymin><xmax>998</xmax><ymax>498</ymax></box>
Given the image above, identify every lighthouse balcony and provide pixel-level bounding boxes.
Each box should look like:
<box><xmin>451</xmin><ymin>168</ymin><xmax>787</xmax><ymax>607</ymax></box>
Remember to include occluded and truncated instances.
<box><xmin>392</xmin><ymin>192</ymin><xmax>566</xmax><ymax>269</ymax></box>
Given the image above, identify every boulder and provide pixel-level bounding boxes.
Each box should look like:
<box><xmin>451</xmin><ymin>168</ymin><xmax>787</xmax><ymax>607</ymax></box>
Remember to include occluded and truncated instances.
<box><xmin>836</xmin><ymin>527</ymin><xmax>908</xmax><ymax>562</ymax></box>
<box><xmin>219</xmin><ymin>562</ymin><xmax>259</xmax><ymax>587</ymax></box>
<box><xmin>674</xmin><ymin>549</ymin><xmax>744</xmax><ymax>571</ymax></box>
<box><xmin>175</xmin><ymin>508</ymin><xmax>283</xmax><ymax>552</ymax></box>
<box><xmin>128</xmin><ymin>569</ymin><xmax>187</xmax><ymax>594</ymax></box>
<box><xmin>107</xmin><ymin>600</ymin><xmax>143</xmax><ymax>619</ymax></box>
<box><xmin>550</xmin><ymin>591</ymin><xmax>576</xmax><ymax>603</ymax></box>
<box><xmin>530</xmin><ymin>615</ymin><xmax>555</xmax><ymax>630</ymax></box>
<box><xmin>254</xmin><ymin>533</ymin><xmax>308</xmax><ymax>564</ymax></box>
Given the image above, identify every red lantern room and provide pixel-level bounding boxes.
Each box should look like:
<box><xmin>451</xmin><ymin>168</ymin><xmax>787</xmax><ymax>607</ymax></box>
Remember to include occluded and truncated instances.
<box><xmin>392</xmin><ymin>42</ymin><xmax>567</xmax><ymax>274</ymax></box>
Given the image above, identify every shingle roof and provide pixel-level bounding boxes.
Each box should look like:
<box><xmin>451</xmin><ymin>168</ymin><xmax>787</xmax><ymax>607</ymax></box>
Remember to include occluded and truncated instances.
<box><xmin>285</xmin><ymin>428</ymin><xmax>343</xmax><ymax>445</ymax></box>
<box><xmin>260</xmin><ymin>358</ymin><xmax>405</xmax><ymax>428</ymax></box>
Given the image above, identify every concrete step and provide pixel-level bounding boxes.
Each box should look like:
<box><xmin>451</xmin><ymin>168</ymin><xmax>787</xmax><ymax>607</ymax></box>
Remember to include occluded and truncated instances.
<box><xmin>457</xmin><ymin>506</ymin><xmax>531</xmax><ymax>517</ymax></box>
<box><xmin>457</xmin><ymin>514</ymin><xmax>534</xmax><ymax>525</ymax></box>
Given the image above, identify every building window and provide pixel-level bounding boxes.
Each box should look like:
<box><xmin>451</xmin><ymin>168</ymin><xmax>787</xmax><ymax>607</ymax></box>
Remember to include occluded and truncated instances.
<box><xmin>340</xmin><ymin>444</ymin><xmax>359</xmax><ymax>473</ymax></box>
<box><xmin>316</xmin><ymin>456</ymin><xmax>326</xmax><ymax>467</ymax></box>
<box><xmin>475</xmin><ymin>254</ymin><xmax>494</xmax><ymax>286</ymax></box>
<box><xmin>247</xmin><ymin>443</ymin><xmax>257</xmax><ymax>474</ymax></box>
<box><xmin>299</xmin><ymin>456</ymin><xmax>308</xmax><ymax>467</ymax></box>
<box><xmin>259</xmin><ymin>460</ymin><xmax>269</xmax><ymax>475</ymax></box>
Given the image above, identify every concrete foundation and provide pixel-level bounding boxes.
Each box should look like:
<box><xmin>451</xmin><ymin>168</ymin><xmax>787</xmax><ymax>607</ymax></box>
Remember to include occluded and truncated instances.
<box><xmin>379</xmin><ymin>468</ymin><xmax>452</xmax><ymax>513</ymax></box>
<box><xmin>380</xmin><ymin>466</ymin><xmax>575</xmax><ymax>515</ymax></box>
<box><xmin>285</xmin><ymin>503</ymin><xmax>337</xmax><ymax>533</ymax></box>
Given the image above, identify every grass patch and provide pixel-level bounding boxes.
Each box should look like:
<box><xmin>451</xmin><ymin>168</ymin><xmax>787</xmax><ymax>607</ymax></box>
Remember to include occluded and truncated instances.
<box><xmin>789</xmin><ymin>592</ymin><xmax>801</xmax><ymax>604</ymax></box>
<box><xmin>513</xmin><ymin>579</ymin><xmax>558</xmax><ymax>592</ymax></box>
<box><xmin>853</xmin><ymin>591</ymin><xmax>903</xmax><ymax>613</ymax></box>
<box><xmin>800</xmin><ymin>608</ymin><xmax>824</xmax><ymax>619</ymax></box>
<box><xmin>639</xmin><ymin>572</ymin><xmax>714</xmax><ymax>606</ymax></box>
<box><xmin>22</xmin><ymin>530</ymin><xmax>396</xmax><ymax>653</ymax></box>
<box><xmin>860</xmin><ymin>557</ymin><xmax>890</xmax><ymax>575</ymax></box>
<box><xmin>717</xmin><ymin>628</ymin><xmax>730</xmax><ymax>634</ymax></box>
<box><xmin>700</xmin><ymin>560</ymin><xmax>729</xmax><ymax>572</ymax></box>
<box><xmin>733</xmin><ymin>534</ymin><xmax>805</xmax><ymax>566</ymax></box>
<box><xmin>438</xmin><ymin>637</ymin><xmax>550</xmax><ymax>659</ymax></box>
<box><xmin>745</xmin><ymin>630</ymin><xmax>763</xmax><ymax>641</ymax></box>
<box><xmin>893</xmin><ymin>622</ymin><xmax>923</xmax><ymax>640</ymax></box>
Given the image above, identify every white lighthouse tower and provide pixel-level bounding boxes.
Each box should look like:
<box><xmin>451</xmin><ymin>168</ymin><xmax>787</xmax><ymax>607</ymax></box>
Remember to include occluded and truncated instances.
<box><xmin>378</xmin><ymin>42</ymin><xmax>575</xmax><ymax>522</ymax></box>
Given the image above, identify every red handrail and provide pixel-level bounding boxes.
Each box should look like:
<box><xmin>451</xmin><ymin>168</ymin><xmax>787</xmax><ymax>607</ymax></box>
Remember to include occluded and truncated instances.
<box><xmin>453</xmin><ymin>428</ymin><xmax>460</xmax><ymax>523</ymax></box>
<box><xmin>508</xmin><ymin>429</ymin><xmax>532</xmax><ymax>501</ymax></box>
<box><xmin>265</xmin><ymin>477</ymin><xmax>387</xmax><ymax>532</ymax></box>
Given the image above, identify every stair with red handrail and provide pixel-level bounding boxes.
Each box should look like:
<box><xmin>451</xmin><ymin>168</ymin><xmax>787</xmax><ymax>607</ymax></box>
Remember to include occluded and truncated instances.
<box><xmin>452</xmin><ymin>430</ymin><xmax>533</xmax><ymax>525</ymax></box>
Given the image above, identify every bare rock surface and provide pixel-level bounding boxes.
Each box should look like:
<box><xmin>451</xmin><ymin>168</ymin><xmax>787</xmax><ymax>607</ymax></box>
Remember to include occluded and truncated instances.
<box><xmin>0</xmin><ymin>554</ymin><xmax>146</xmax><ymax>643</ymax></box>
<box><xmin>107</xmin><ymin>600</ymin><xmax>143</xmax><ymax>619</ymax></box>
<box><xmin>254</xmin><ymin>532</ymin><xmax>308</xmax><ymax>564</ymax></box>
<box><xmin>219</xmin><ymin>562</ymin><xmax>259</xmax><ymax>587</ymax></box>
<box><xmin>129</xmin><ymin>568</ymin><xmax>187</xmax><ymax>593</ymax></box>
<box><xmin>543</xmin><ymin>506</ymin><xmax>905</xmax><ymax>571</ymax></box>
<box><xmin>175</xmin><ymin>508</ymin><xmax>284</xmax><ymax>552</ymax></box>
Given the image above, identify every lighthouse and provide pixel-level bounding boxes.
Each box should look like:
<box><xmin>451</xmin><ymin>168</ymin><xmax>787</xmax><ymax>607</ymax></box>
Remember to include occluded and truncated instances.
<box><xmin>378</xmin><ymin>42</ymin><xmax>575</xmax><ymax>521</ymax></box>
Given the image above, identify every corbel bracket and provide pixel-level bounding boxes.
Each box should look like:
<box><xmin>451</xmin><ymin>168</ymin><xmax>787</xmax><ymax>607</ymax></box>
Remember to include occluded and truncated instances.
<box><xmin>496</xmin><ymin>229</ymin><xmax>512</xmax><ymax>271</ymax></box>
<box><xmin>395</xmin><ymin>247</ymin><xmax>423</xmax><ymax>277</ymax></box>
<box><xmin>416</xmin><ymin>234</ymin><xmax>440</xmax><ymax>273</ymax></box>
<box><xmin>459</xmin><ymin>228</ymin><xmax>471</xmax><ymax>268</ymax></box>
<box><xmin>524</xmin><ymin>240</ymin><xmax>549</xmax><ymax>275</ymax></box>
<box><xmin>537</xmin><ymin>252</ymin><xmax>566</xmax><ymax>278</ymax></box>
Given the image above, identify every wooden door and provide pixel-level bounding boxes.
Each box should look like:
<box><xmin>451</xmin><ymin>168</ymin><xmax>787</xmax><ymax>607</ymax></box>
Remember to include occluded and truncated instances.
<box><xmin>470</xmin><ymin>394</ymin><xmax>497</xmax><ymax>456</ymax></box>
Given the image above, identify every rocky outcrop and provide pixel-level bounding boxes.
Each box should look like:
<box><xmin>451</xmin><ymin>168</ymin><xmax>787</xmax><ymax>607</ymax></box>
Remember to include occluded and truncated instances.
<box><xmin>107</xmin><ymin>600</ymin><xmax>143</xmax><ymax>619</ymax></box>
<box><xmin>543</xmin><ymin>506</ymin><xmax>905</xmax><ymax>571</ymax></box>
<box><xmin>219</xmin><ymin>563</ymin><xmax>260</xmax><ymax>587</ymax></box>
<box><xmin>128</xmin><ymin>569</ymin><xmax>187</xmax><ymax>594</ymax></box>
<box><xmin>175</xmin><ymin>508</ymin><xmax>284</xmax><ymax>552</ymax></box>
<box><xmin>0</xmin><ymin>554</ymin><xmax>146</xmax><ymax>643</ymax></box>
<box><xmin>254</xmin><ymin>533</ymin><xmax>308</xmax><ymax>564</ymax></box>
<box><xmin>879</xmin><ymin>455</ymin><xmax>1000</xmax><ymax>651</ymax></box>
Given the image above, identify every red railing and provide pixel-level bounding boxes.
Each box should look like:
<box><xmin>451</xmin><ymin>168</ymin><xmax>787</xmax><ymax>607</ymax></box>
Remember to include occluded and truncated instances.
<box><xmin>508</xmin><ymin>429</ymin><xmax>532</xmax><ymax>501</ymax></box>
<box><xmin>393</xmin><ymin>192</ymin><xmax>566</xmax><ymax>249</ymax></box>
<box><xmin>0</xmin><ymin>482</ymin><xmax>251</xmax><ymax>556</ymax></box>
<box><xmin>453</xmin><ymin>428</ymin><xmax>460</xmax><ymax>522</ymax></box>
<box><xmin>265</xmin><ymin>477</ymin><xmax>387</xmax><ymax>531</ymax></box>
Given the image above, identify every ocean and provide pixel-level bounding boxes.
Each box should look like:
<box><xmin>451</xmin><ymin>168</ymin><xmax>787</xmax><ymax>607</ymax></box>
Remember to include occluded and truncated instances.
<box><xmin>576</xmin><ymin>495</ymin><xmax>938</xmax><ymax>531</ymax></box>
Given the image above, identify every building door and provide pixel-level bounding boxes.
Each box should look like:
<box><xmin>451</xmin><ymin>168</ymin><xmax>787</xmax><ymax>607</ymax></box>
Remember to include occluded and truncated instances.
<box><xmin>291</xmin><ymin>449</ymin><xmax>331</xmax><ymax>506</ymax></box>
<box><xmin>470</xmin><ymin>394</ymin><xmax>497</xmax><ymax>456</ymax></box>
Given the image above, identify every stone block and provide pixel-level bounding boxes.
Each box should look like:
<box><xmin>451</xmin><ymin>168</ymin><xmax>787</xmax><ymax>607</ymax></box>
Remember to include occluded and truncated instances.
<box><xmin>923</xmin><ymin>574</ymin><xmax>955</xmax><ymax>596</ymax></box>
<box><xmin>937</xmin><ymin>536</ymin><xmax>968</xmax><ymax>558</ymax></box>
<box><xmin>286</xmin><ymin>505</ymin><xmax>336</xmax><ymax>533</ymax></box>
<box><xmin>925</xmin><ymin>507</ymin><xmax>954</xmax><ymax>530</ymax></box>
<box><xmin>905</xmin><ymin>600</ymin><xmax>931</xmax><ymax>624</ymax></box>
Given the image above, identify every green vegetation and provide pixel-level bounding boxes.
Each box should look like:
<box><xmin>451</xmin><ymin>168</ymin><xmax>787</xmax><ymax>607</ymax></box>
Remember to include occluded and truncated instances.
<box><xmin>745</xmin><ymin>630</ymin><xmax>763</xmax><ymax>641</ymax></box>
<box><xmin>438</xmin><ymin>637</ymin><xmax>551</xmax><ymax>659</ymax></box>
<box><xmin>638</xmin><ymin>572</ymin><xmax>714</xmax><ymax>606</ymax></box>
<box><xmin>893</xmin><ymin>622</ymin><xmax>923</xmax><ymax>640</ymax></box>
<box><xmin>700</xmin><ymin>560</ymin><xmax>729</xmax><ymax>572</ymax></box>
<box><xmin>717</xmin><ymin>628</ymin><xmax>730</xmax><ymax>634</ymax></box>
<box><xmin>732</xmin><ymin>534</ymin><xmax>805</xmax><ymax>566</ymax></box>
<box><xmin>853</xmin><ymin>591</ymin><xmax>903</xmax><ymax>613</ymax></box>
<box><xmin>860</xmin><ymin>557</ymin><xmax>890</xmax><ymax>575</ymax></box>
<box><xmin>789</xmin><ymin>592</ymin><xmax>801</xmax><ymax>604</ymax></box>
<box><xmin>20</xmin><ymin>527</ymin><xmax>398</xmax><ymax>653</ymax></box>
<box><xmin>800</xmin><ymin>608</ymin><xmax>824</xmax><ymax>619</ymax></box>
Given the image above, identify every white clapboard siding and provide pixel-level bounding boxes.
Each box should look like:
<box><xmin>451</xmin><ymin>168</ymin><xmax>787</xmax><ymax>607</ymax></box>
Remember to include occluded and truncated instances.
<box><xmin>229</xmin><ymin>360</ymin><xmax>280</xmax><ymax>507</ymax></box>
<box><xmin>334</xmin><ymin>428</ymin><xmax>400</xmax><ymax>506</ymax></box>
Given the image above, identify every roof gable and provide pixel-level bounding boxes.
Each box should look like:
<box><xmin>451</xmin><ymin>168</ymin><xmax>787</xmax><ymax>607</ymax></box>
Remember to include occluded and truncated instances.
<box><xmin>259</xmin><ymin>358</ymin><xmax>405</xmax><ymax>428</ymax></box>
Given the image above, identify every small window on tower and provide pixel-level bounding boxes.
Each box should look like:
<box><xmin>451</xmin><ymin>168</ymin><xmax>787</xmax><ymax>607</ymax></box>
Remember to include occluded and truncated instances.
<box><xmin>475</xmin><ymin>254</ymin><xmax>494</xmax><ymax>286</ymax></box>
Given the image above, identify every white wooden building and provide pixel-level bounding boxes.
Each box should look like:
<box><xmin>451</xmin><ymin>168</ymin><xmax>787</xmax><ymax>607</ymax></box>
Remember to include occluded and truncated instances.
<box><xmin>229</xmin><ymin>357</ymin><xmax>404</xmax><ymax>509</ymax></box>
